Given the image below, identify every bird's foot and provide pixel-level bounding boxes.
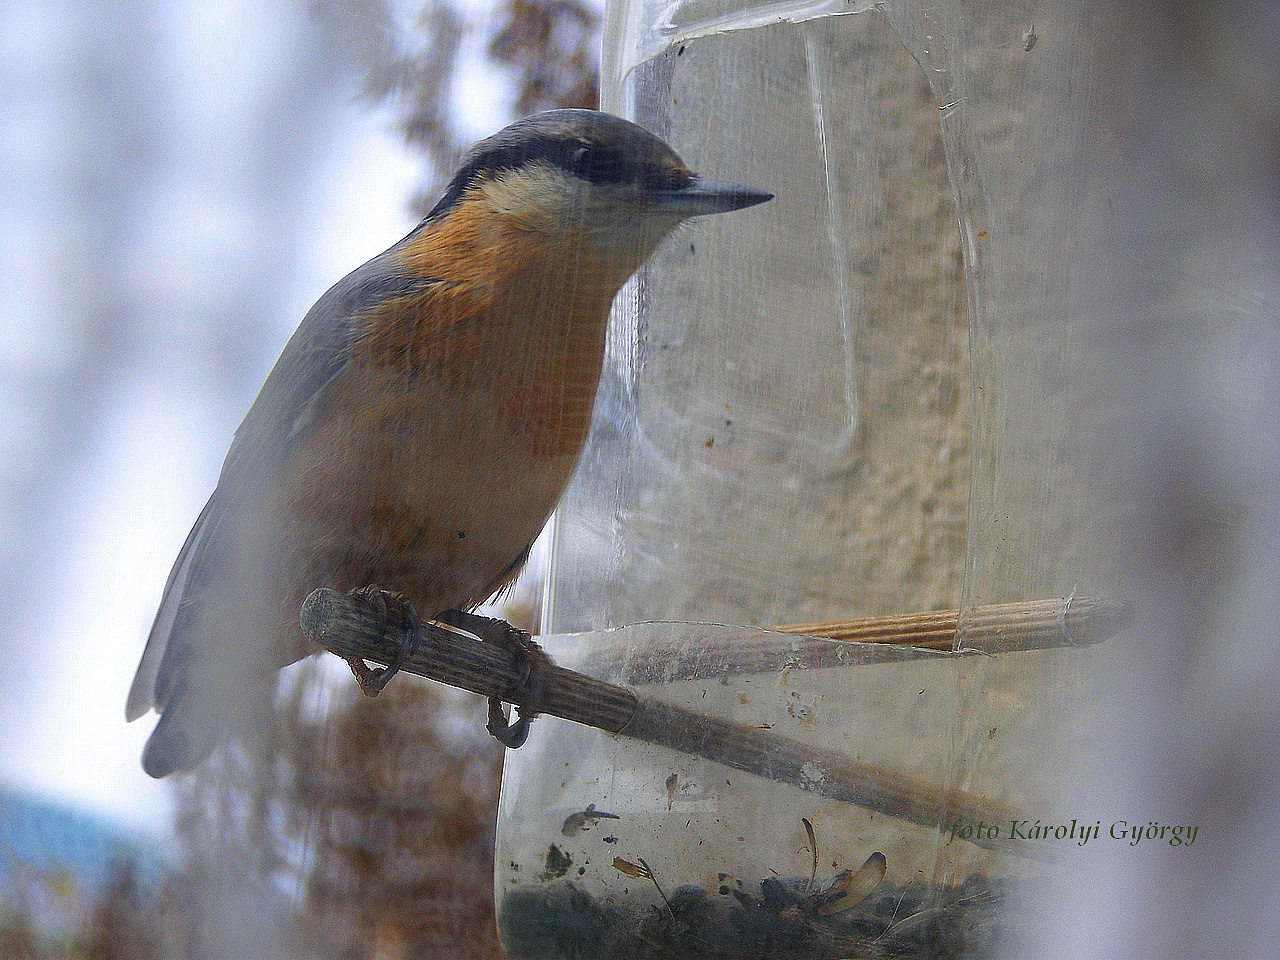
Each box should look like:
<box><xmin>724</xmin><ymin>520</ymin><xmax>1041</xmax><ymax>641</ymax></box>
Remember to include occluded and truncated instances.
<box><xmin>435</xmin><ymin>609</ymin><xmax>550</xmax><ymax>748</ymax></box>
<box><xmin>344</xmin><ymin>587</ymin><xmax>422</xmax><ymax>697</ymax></box>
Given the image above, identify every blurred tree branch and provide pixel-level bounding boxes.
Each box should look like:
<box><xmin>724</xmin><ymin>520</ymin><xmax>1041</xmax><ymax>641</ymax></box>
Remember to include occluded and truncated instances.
<box><xmin>489</xmin><ymin>0</ymin><xmax>600</xmax><ymax>115</ymax></box>
<box><xmin>334</xmin><ymin>0</ymin><xmax>600</xmax><ymax>216</ymax></box>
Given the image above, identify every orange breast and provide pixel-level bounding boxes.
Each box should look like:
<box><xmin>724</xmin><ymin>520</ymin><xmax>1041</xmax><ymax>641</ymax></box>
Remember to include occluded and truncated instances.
<box><xmin>275</xmin><ymin>193</ymin><xmax>630</xmax><ymax>616</ymax></box>
<box><xmin>359</xmin><ymin>194</ymin><xmax>625</xmax><ymax>459</ymax></box>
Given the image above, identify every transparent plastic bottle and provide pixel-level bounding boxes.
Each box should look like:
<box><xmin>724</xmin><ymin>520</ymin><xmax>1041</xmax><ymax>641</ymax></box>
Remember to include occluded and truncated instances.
<box><xmin>495</xmin><ymin>1</ymin><xmax>1119</xmax><ymax>956</ymax></box>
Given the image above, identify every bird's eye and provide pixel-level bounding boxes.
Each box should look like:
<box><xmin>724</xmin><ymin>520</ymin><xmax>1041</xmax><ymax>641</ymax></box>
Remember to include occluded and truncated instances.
<box><xmin>570</xmin><ymin>146</ymin><xmax>592</xmax><ymax>172</ymax></box>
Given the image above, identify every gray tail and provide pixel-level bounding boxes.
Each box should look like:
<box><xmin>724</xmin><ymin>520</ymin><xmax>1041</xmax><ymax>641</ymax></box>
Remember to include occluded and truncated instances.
<box><xmin>140</xmin><ymin>678</ymin><xmax>231</xmax><ymax>778</ymax></box>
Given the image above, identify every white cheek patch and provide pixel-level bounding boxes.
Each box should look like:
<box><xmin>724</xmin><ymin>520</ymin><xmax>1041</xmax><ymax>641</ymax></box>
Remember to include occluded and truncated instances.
<box><xmin>477</xmin><ymin>166</ymin><xmax>681</xmax><ymax>263</ymax></box>
<box><xmin>479</xmin><ymin>165</ymin><xmax>578</xmax><ymax>225</ymax></box>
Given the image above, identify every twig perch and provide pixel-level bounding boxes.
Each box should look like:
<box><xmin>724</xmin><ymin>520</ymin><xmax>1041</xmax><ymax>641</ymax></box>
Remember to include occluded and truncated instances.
<box><xmin>300</xmin><ymin>589</ymin><xmax>1129</xmax><ymax>858</ymax></box>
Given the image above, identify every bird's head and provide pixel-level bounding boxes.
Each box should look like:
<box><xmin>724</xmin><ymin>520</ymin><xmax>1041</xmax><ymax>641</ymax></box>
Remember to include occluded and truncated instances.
<box><xmin>426</xmin><ymin>109</ymin><xmax>772</xmax><ymax>274</ymax></box>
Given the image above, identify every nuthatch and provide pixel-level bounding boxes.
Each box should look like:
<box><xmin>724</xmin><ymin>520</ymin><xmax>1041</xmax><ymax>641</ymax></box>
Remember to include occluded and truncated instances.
<box><xmin>126</xmin><ymin>109</ymin><xmax>771</xmax><ymax>778</ymax></box>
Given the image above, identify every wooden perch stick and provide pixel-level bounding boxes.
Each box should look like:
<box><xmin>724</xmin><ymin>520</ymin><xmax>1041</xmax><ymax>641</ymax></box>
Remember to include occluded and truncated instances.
<box><xmin>300</xmin><ymin>590</ymin><xmax>1128</xmax><ymax>858</ymax></box>
<box><xmin>778</xmin><ymin>595</ymin><xmax>1131</xmax><ymax>652</ymax></box>
<box><xmin>590</xmin><ymin>596</ymin><xmax>1132</xmax><ymax>685</ymax></box>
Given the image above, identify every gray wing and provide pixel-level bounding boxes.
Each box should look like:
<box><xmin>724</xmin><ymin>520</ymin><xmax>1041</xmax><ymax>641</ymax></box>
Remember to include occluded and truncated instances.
<box><xmin>127</xmin><ymin>249</ymin><xmax>436</xmax><ymax>722</ymax></box>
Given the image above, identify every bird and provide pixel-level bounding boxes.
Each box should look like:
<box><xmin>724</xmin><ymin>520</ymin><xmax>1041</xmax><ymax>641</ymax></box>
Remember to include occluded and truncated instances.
<box><xmin>126</xmin><ymin>109</ymin><xmax>772</xmax><ymax>778</ymax></box>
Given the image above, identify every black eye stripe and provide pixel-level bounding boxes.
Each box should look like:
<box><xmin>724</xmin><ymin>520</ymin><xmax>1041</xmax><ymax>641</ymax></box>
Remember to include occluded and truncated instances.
<box><xmin>423</xmin><ymin>111</ymin><xmax>694</xmax><ymax>220</ymax></box>
<box><xmin>567</xmin><ymin>147</ymin><xmax>632</xmax><ymax>182</ymax></box>
<box><xmin>446</xmin><ymin>143</ymin><xmax>682</xmax><ymax>191</ymax></box>
<box><xmin>562</xmin><ymin>145</ymin><xmax>692</xmax><ymax>190</ymax></box>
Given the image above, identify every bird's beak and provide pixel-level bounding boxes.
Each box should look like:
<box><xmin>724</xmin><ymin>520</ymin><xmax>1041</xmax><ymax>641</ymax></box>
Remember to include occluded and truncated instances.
<box><xmin>653</xmin><ymin>176</ymin><xmax>773</xmax><ymax>216</ymax></box>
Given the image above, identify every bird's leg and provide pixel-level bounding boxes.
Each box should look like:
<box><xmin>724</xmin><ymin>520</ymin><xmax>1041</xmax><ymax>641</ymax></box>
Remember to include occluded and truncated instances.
<box><xmin>344</xmin><ymin>587</ymin><xmax>422</xmax><ymax>697</ymax></box>
<box><xmin>434</xmin><ymin>609</ymin><xmax>551</xmax><ymax>748</ymax></box>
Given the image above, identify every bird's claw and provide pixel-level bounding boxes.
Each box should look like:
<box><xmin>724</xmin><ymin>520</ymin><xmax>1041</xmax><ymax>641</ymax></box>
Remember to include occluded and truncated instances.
<box><xmin>436</xmin><ymin>609</ymin><xmax>550</xmax><ymax>749</ymax></box>
<box><xmin>345</xmin><ymin>587</ymin><xmax>422</xmax><ymax>696</ymax></box>
<box><xmin>487</xmin><ymin>697</ymin><xmax>532</xmax><ymax>748</ymax></box>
